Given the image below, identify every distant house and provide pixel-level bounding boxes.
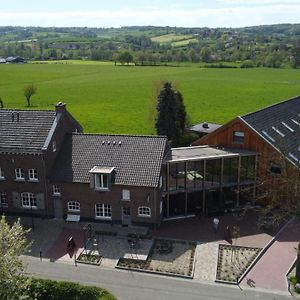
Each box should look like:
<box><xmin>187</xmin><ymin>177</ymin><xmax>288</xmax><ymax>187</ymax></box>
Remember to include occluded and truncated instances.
<box><xmin>188</xmin><ymin>122</ymin><xmax>221</xmax><ymax>138</ymax></box>
<box><xmin>0</xmin><ymin>58</ymin><xmax>6</xmax><ymax>64</ymax></box>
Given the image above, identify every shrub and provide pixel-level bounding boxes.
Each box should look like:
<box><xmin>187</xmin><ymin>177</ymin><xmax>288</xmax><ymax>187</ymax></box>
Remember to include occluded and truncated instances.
<box><xmin>240</xmin><ymin>61</ymin><xmax>255</xmax><ymax>68</ymax></box>
<box><xmin>28</xmin><ymin>278</ymin><xmax>115</xmax><ymax>300</ymax></box>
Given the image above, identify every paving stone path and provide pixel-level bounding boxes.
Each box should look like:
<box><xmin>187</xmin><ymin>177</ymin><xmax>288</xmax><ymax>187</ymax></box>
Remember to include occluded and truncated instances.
<box><xmin>194</xmin><ymin>242</ymin><xmax>219</xmax><ymax>282</ymax></box>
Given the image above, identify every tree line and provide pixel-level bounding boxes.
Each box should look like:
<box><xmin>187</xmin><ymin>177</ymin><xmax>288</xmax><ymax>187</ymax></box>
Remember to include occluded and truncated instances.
<box><xmin>0</xmin><ymin>25</ymin><xmax>300</xmax><ymax>68</ymax></box>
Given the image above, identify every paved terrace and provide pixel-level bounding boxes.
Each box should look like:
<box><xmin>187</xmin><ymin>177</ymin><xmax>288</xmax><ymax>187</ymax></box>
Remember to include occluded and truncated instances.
<box><xmin>7</xmin><ymin>211</ymin><xmax>297</xmax><ymax>294</ymax></box>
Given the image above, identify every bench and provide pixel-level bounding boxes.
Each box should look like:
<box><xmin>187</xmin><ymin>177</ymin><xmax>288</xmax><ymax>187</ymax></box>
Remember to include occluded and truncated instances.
<box><xmin>66</xmin><ymin>214</ymin><xmax>80</xmax><ymax>222</ymax></box>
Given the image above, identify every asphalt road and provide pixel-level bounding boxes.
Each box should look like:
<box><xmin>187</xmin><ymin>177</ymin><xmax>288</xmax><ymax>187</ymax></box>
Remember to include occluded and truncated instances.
<box><xmin>23</xmin><ymin>256</ymin><xmax>291</xmax><ymax>300</ymax></box>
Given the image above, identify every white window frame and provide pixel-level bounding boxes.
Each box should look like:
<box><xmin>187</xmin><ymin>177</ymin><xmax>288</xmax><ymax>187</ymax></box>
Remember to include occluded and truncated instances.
<box><xmin>122</xmin><ymin>189</ymin><xmax>130</xmax><ymax>201</ymax></box>
<box><xmin>95</xmin><ymin>174</ymin><xmax>109</xmax><ymax>190</ymax></box>
<box><xmin>68</xmin><ymin>201</ymin><xmax>80</xmax><ymax>212</ymax></box>
<box><xmin>21</xmin><ymin>192</ymin><xmax>37</xmax><ymax>209</ymax></box>
<box><xmin>0</xmin><ymin>192</ymin><xmax>8</xmax><ymax>207</ymax></box>
<box><xmin>138</xmin><ymin>206</ymin><xmax>151</xmax><ymax>217</ymax></box>
<box><xmin>95</xmin><ymin>203</ymin><xmax>112</xmax><ymax>220</ymax></box>
<box><xmin>15</xmin><ymin>168</ymin><xmax>25</xmax><ymax>181</ymax></box>
<box><xmin>28</xmin><ymin>169</ymin><xmax>38</xmax><ymax>182</ymax></box>
<box><xmin>0</xmin><ymin>168</ymin><xmax>4</xmax><ymax>180</ymax></box>
<box><xmin>53</xmin><ymin>185</ymin><xmax>61</xmax><ymax>196</ymax></box>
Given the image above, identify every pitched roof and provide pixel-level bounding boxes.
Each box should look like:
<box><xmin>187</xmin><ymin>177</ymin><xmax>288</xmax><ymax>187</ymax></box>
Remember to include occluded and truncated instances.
<box><xmin>51</xmin><ymin>133</ymin><xmax>168</xmax><ymax>187</ymax></box>
<box><xmin>0</xmin><ymin>109</ymin><xmax>56</xmax><ymax>154</ymax></box>
<box><xmin>241</xmin><ymin>95</ymin><xmax>300</xmax><ymax>167</ymax></box>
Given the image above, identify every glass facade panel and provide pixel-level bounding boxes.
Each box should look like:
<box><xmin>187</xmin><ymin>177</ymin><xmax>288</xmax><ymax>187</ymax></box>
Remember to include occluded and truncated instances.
<box><xmin>195</xmin><ymin>161</ymin><xmax>204</xmax><ymax>189</ymax></box>
<box><xmin>186</xmin><ymin>161</ymin><xmax>196</xmax><ymax>189</ymax></box>
<box><xmin>240</xmin><ymin>156</ymin><xmax>255</xmax><ymax>182</ymax></box>
<box><xmin>223</xmin><ymin>157</ymin><xmax>238</xmax><ymax>184</ymax></box>
<box><xmin>205</xmin><ymin>159</ymin><xmax>221</xmax><ymax>188</ymax></box>
<box><xmin>176</xmin><ymin>162</ymin><xmax>185</xmax><ymax>190</ymax></box>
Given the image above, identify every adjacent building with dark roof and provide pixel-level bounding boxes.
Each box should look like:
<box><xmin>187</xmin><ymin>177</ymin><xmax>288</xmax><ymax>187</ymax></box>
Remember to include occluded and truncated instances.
<box><xmin>0</xmin><ymin>103</ymin><xmax>82</xmax><ymax>219</ymax></box>
<box><xmin>193</xmin><ymin>95</ymin><xmax>300</xmax><ymax>210</ymax></box>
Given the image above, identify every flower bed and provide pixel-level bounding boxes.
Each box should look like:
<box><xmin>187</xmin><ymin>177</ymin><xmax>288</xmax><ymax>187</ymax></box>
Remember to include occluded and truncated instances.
<box><xmin>116</xmin><ymin>239</ymin><xmax>196</xmax><ymax>278</ymax></box>
<box><xmin>76</xmin><ymin>252</ymin><xmax>102</xmax><ymax>266</ymax></box>
<box><xmin>216</xmin><ymin>244</ymin><xmax>261</xmax><ymax>283</ymax></box>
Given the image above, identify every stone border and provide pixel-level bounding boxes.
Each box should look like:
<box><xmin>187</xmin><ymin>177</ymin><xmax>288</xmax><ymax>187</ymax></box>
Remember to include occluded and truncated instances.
<box><xmin>115</xmin><ymin>260</ymin><xmax>194</xmax><ymax>280</ymax></box>
<box><xmin>215</xmin><ymin>244</ymin><xmax>262</xmax><ymax>285</ymax></box>
<box><xmin>115</xmin><ymin>238</ymin><xmax>197</xmax><ymax>279</ymax></box>
<box><xmin>286</xmin><ymin>258</ymin><xmax>300</xmax><ymax>297</ymax></box>
<box><xmin>76</xmin><ymin>253</ymin><xmax>103</xmax><ymax>266</ymax></box>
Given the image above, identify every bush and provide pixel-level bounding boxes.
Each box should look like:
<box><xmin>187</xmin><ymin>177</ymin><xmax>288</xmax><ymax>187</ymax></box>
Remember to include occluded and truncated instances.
<box><xmin>28</xmin><ymin>278</ymin><xmax>115</xmax><ymax>300</ymax></box>
<box><xmin>240</xmin><ymin>60</ymin><xmax>255</xmax><ymax>68</ymax></box>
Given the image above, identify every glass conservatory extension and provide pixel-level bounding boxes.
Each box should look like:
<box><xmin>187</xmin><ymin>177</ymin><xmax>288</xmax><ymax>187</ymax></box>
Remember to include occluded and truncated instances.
<box><xmin>162</xmin><ymin>146</ymin><xmax>258</xmax><ymax>218</ymax></box>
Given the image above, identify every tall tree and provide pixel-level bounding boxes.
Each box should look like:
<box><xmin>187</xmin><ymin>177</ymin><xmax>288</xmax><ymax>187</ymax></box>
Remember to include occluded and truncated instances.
<box><xmin>117</xmin><ymin>51</ymin><xmax>133</xmax><ymax>65</ymax></box>
<box><xmin>24</xmin><ymin>84</ymin><xmax>37</xmax><ymax>107</ymax></box>
<box><xmin>291</xmin><ymin>40</ymin><xmax>300</xmax><ymax>69</ymax></box>
<box><xmin>155</xmin><ymin>82</ymin><xmax>187</xmax><ymax>141</ymax></box>
<box><xmin>0</xmin><ymin>216</ymin><xmax>30</xmax><ymax>300</ymax></box>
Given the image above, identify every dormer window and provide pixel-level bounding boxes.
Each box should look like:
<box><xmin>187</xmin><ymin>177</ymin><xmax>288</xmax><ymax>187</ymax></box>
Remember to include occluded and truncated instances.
<box><xmin>96</xmin><ymin>174</ymin><xmax>108</xmax><ymax>189</ymax></box>
<box><xmin>89</xmin><ymin>166</ymin><xmax>115</xmax><ymax>191</ymax></box>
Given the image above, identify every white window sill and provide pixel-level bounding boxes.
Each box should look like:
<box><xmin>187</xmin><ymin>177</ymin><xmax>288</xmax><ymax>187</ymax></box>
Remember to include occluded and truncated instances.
<box><xmin>28</xmin><ymin>179</ymin><xmax>39</xmax><ymax>183</ymax></box>
<box><xmin>68</xmin><ymin>210</ymin><xmax>80</xmax><ymax>213</ymax></box>
<box><xmin>138</xmin><ymin>214</ymin><xmax>151</xmax><ymax>218</ymax></box>
<box><xmin>121</xmin><ymin>198</ymin><xmax>130</xmax><ymax>201</ymax></box>
<box><xmin>95</xmin><ymin>216</ymin><xmax>112</xmax><ymax>220</ymax></box>
<box><xmin>95</xmin><ymin>187</ymin><xmax>110</xmax><ymax>192</ymax></box>
<box><xmin>0</xmin><ymin>177</ymin><xmax>5</xmax><ymax>181</ymax></box>
<box><xmin>53</xmin><ymin>193</ymin><xmax>61</xmax><ymax>197</ymax></box>
<box><xmin>15</xmin><ymin>178</ymin><xmax>25</xmax><ymax>182</ymax></box>
<box><xmin>22</xmin><ymin>206</ymin><xmax>38</xmax><ymax>210</ymax></box>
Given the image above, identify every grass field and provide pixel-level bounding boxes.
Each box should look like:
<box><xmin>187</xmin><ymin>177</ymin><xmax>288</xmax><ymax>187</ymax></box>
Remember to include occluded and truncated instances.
<box><xmin>151</xmin><ymin>33</ymin><xmax>194</xmax><ymax>43</ymax></box>
<box><xmin>0</xmin><ymin>61</ymin><xmax>300</xmax><ymax>134</ymax></box>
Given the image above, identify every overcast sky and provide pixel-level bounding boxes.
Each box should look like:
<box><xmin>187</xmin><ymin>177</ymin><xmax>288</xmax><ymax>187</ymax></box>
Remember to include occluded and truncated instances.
<box><xmin>1</xmin><ymin>0</ymin><xmax>299</xmax><ymax>28</ymax></box>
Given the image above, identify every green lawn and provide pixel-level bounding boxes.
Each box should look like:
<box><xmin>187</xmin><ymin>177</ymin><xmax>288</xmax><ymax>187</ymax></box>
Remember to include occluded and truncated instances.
<box><xmin>0</xmin><ymin>61</ymin><xmax>300</xmax><ymax>134</ymax></box>
<box><xmin>151</xmin><ymin>33</ymin><xmax>194</xmax><ymax>43</ymax></box>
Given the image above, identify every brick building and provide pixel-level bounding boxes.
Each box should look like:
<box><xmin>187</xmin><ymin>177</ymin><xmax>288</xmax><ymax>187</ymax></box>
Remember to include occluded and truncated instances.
<box><xmin>1</xmin><ymin>96</ymin><xmax>298</xmax><ymax>226</ymax></box>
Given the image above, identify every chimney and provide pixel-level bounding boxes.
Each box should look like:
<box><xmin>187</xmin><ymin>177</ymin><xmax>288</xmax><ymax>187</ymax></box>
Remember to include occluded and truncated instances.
<box><xmin>55</xmin><ymin>101</ymin><xmax>67</xmax><ymax>115</ymax></box>
<box><xmin>202</xmin><ymin>122</ymin><xmax>209</xmax><ymax>129</ymax></box>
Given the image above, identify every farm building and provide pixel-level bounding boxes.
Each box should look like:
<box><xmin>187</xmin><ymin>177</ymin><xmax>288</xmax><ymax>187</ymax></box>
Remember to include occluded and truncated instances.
<box><xmin>0</xmin><ymin>96</ymin><xmax>299</xmax><ymax>226</ymax></box>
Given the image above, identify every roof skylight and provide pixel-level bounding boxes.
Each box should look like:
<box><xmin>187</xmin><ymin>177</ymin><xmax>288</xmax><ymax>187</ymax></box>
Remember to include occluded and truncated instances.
<box><xmin>289</xmin><ymin>152</ymin><xmax>299</xmax><ymax>162</ymax></box>
<box><xmin>272</xmin><ymin>126</ymin><xmax>285</xmax><ymax>137</ymax></box>
<box><xmin>291</xmin><ymin>119</ymin><xmax>300</xmax><ymax>126</ymax></box>
<box><xmin>262</xmin><ymin>131</ymin><xmax>275</xmax><ymax>142</ymax></box>
<box><xmin>281</xmin><ymin>122</ymin><xmax>294</xmax><ymax>132</ymax></box>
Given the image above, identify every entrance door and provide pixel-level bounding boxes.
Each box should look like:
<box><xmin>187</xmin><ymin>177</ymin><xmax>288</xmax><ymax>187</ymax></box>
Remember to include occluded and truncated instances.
<box><xmin>122</xmin><ymin>207</ymin><xmax>131</xmax><ymax>226</ymax></box>
<box><xmin>54</xmin><ymin>198</ymin><xmax>63</xmax><ymax>219</ymax></box>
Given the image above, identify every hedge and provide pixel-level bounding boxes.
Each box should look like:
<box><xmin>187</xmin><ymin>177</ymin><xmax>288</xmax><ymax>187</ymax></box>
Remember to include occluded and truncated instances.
<box><xmin>28</xmin><ymin>278</ymin><xmax>116</xmax><ymax>300</ymax></box>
